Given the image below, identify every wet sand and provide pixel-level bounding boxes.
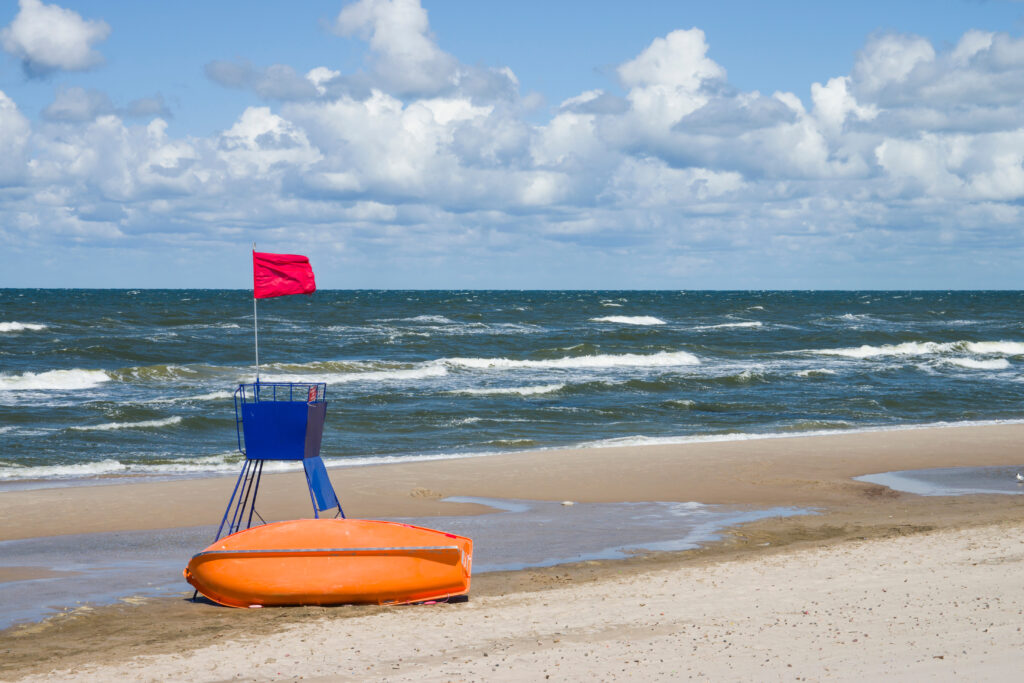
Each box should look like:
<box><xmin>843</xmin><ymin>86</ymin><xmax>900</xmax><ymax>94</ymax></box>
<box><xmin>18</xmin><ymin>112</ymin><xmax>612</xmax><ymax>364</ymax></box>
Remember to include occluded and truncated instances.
<box><xmin>3</xmin><ymin>423</ymin><xmax>1024</xmax><ymax>681</ymax></box>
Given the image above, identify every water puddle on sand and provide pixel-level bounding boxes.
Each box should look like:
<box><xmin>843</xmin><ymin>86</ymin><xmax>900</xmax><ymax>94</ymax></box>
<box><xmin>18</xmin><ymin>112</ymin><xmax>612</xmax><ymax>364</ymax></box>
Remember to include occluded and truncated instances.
<box><xmin>856</xmin><ymin>466</ymin><xmax>1024</xmax><ymax>497</ymax></box>
<box><xmin>0</xmin><ymin>498</ymin><xmax>808</xmax><ymax>630</ymax></box>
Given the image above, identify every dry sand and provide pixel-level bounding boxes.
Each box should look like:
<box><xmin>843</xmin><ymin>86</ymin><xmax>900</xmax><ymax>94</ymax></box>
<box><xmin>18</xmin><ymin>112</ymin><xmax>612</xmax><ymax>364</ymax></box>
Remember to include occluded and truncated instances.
<box><xmin>3</xmin><ymin>423</ymin><xmax>1024</xmax><ymax>681</ymax></box>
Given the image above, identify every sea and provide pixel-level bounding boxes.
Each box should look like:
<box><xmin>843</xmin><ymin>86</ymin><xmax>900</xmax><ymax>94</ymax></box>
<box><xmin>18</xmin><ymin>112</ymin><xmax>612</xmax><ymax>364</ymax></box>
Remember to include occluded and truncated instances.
<box><xmin>1</xmin><ymin>289</ymin><xmax>1023</xmax><ymax>489</ymax></box>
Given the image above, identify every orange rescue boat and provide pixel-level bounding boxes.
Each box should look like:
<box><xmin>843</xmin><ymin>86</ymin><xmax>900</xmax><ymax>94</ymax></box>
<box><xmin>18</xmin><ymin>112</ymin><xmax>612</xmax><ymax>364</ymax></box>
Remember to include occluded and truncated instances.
<box><xmin>184</xmin><ymin>518</ymin><xmax>472</xmax><ymax>607</ymax></box>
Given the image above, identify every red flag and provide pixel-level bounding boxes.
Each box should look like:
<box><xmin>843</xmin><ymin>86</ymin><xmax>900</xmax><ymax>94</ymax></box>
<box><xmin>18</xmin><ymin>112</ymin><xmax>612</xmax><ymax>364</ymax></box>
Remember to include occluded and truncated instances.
<box><xmin>253</xmin><ymin>251</ymin><xmax>316</xmax><ymax>299</ymax></box>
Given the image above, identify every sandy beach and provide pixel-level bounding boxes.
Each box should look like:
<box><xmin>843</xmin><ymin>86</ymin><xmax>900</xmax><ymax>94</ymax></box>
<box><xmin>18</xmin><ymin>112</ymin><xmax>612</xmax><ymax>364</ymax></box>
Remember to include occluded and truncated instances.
<box><xmin>4</xmin><ymin>422</ymin><xmax>1024</xmax><ymax>681</ymax></box>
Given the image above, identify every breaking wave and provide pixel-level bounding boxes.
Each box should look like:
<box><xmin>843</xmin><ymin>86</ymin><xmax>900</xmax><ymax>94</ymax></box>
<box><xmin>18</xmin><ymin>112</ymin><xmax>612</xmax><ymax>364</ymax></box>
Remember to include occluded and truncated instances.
<box><xmin>590</xmin><ymin>316</ymin><xmax>666</xmax><ymax>326</ymax></box>
<box><xmin>0</xmin><ymin>453</ymin><xmax>249</xmax><ymax>481</ymax></box>
<box><xmin>695</xmin><ymin>321</ymin><xmax>763</xmax><ymax>330</ymax></box>
<box><xmin>452</xmin><ymin>383</ymin><xmax>566</xmax><ymax>397</ymax></box>
<box><xmin>0</xmin><ymin>322</ymin><xmax>47</xmax><ymax>333</ymax></box>
<box><xmin>264</xmin><ymin>363</ymin><xmax>449</xmax><ymax>385</ymax></box>
<box><xmin>807</xmin><ymin>340</ymin><xmax>1024</xmax><ymax>359</ymax></box>
<box><xmin>945</xmin><ymin>358</ymin><xmax>1011</xmax><ymax>370</ymax></box>
<box><xmin>0</xmin><ymin>369</ymin><xmax>111</xmax><ymax>391</ymax></box>
<box><xmin>796</xmin><ymin>368</ymin><xmax>836</xmax><ymax>377</ymax></box>
<box><xmin>69</xmin><ymin>416</ymin><xmax>183</xmax><ymax>432</ymax></box>
<box><xmin>441</xmin><ymin>350</ymin><xmax>700</xmax><ymax>370</ymax></box>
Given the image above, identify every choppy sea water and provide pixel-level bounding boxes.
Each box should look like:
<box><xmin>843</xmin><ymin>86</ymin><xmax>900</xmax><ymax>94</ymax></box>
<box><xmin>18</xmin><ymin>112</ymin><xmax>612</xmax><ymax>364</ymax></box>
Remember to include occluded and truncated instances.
<box><xmin>1</xmin><ymin>290</ymin><xmax>1023</xmax><ymax>486</ymax></box>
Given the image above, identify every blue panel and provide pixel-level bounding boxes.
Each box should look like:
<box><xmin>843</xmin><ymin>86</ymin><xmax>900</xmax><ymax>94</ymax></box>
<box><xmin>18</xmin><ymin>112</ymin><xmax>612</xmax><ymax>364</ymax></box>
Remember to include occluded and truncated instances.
<box><xmin>303</xmin><ymin>402</ymin><xmax>327</xmax><ymax>459</ymax></box>
<box><xmin>241</xmin><ymin>401</ymin><xmax>309</xmax><ymax>460</ymax></box>
<box><xmin>303</xmin><ymin>457</ymin><xmax>341</xmax><ymax>512</ymax></box>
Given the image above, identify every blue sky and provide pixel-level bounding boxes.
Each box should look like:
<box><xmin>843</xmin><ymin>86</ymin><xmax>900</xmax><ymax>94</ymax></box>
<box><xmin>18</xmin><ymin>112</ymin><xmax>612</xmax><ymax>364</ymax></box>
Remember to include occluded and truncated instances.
<box><xmin>1</xmin><ymin>0</ymin><xmax>1023</xmax><ymax>289</ymax></box>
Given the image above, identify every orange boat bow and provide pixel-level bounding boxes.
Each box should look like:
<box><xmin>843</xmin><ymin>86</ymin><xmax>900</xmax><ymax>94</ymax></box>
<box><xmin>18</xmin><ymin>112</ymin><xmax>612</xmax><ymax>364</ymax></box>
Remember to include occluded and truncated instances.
<box><xmin>184</xmin><ymin>518</ymin><xmax>472</xmax><ymax>607</ymax></box>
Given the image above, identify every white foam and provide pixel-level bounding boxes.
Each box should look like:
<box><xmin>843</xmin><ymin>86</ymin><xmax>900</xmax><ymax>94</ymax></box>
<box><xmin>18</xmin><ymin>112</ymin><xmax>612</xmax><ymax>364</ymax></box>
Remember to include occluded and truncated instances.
<box><xmin>0</xmin><ymin>322</ymin><xmax>47</xmax><ymax>333</ymax></box>
<box><xmin>403</xmin><ymin>315</ymin><xmax>455</xmax><ymax>324</ymax></box>
<box><xmin>264</xmin><ymin>364</ymin><xmax>448</xmax><ymax>385</ymax></box>
<box><xmin>695</xmin><ymin>321</ymin><xmax>763</xmax><ymax>330</ymax></box>
<box><xmin>0</xmin><ymin>453</ymin><xmax>250</xmax><ymax>481</ymax></box>
<box><xmin>810</xmin><ymin>341</ymin><xmax>944</xmax><ymax>358</ymax></box>
<box><xmin>809</xmin><ymin>340</ymin><xmax>1024</xmax><ymax>360</ymax></box>
<box><xmin>453</xmin><ymin>383</ymin><xmax>566</xmax><ymax>397</ymax></box>
<box><xmin>796</xmin><ymin>368</ymin><xmax>836</xmax><ymax>377</ymax></box>
<box><xmin>442</xmin><ymin>350</ymin><xmax>700</xmax><ymax>370</ymax></box>
<box><xmin>590</xmin><ymin>316</ymin><xmax>666</xmax><ymax>326</ymax></box>
<box><xmin>141</xmin><ymin>390</ymin><xmax>233</xmax><ymax>405</ymax></box>
<box><xmin>191</xmin><ymin>390</ymin><xmax>234</xmax><ymax>402</ymax></box>
<box><xmin>69</xmin><ymin>416</ymin><xmax>183</xmax><ymax>432</ymax></box>
<box><xmin>946</xmin><ymin>358</ymin><xmax>1011</xmax><ymax>370</ymax></box>
<box><xmin>666</xmin><ymin>399</ymin><xmax>695</xmax><ymax>408</ymax></box>
<box><xmin>964</xmin><ymin>341</ymin><xmax>1024</xmax><ymax>356</ymax></box>
<box><xmin>0</xmin><ymin>369</ymin><xmax>111</xmax><ymax>392</ymax></box>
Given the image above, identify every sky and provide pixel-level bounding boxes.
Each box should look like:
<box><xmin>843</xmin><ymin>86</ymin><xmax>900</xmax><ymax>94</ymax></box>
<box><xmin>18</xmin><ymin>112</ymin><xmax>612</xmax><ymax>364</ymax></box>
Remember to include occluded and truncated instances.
<box><xmin>1</xmin><ymin>0</ymin><xmax>1024</xmax><ymax>289</ymax></box>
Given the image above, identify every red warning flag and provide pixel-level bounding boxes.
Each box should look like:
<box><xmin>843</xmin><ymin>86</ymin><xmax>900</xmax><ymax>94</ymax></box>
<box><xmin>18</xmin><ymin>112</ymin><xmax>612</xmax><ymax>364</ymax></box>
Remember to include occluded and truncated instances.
<box><xmin>253</xmin><ymin>251</ymin><xmax>316</xmax><ymax>299</ymax></box>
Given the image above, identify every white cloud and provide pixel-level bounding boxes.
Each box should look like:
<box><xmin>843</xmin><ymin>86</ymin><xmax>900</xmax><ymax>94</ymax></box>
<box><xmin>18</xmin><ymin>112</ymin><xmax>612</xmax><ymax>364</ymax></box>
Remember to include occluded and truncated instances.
<box><xmin>852</xmin><ymin>33</ymin><xmax>935</xmax><ymax>97</ymax></box>
<box><xmin>333</xmin><ymin>0</ymin><xmax>458</xmax><ymax>96</ymax></box>
<box><xmin>0</xmin><ymin>90</ymin><xmax>31</xmax><ymax>184</ymax></box>
<box><xmin>217</xmin><ymin>107</ymin><xmax>322</xmax><ymax>176</ymax></box>
<box><xmin>1</xmin><ymin>0</ymin><xmax>110</xmax><ymax>76</ymax></box>
<box><xmin>811</xmin><ymin>76</ymin><xmax>878</xmax><ymax>134</ymax></box>
<box><xmin>3</xmin><ymin>0</ymin><xmax>1024</xmax><ymax>287</ymax></box>
<box><xmin>42</xmin><ymin>86</ymin><xmax>114</xmax><ymax>122</ymax></box>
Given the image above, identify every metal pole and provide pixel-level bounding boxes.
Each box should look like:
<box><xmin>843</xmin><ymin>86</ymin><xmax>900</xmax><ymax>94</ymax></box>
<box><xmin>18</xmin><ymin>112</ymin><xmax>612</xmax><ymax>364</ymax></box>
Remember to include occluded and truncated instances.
<box><xmin>252</xmin><ymin>243</ymin><xmax>260</xmax><ymax>383</ymax></box>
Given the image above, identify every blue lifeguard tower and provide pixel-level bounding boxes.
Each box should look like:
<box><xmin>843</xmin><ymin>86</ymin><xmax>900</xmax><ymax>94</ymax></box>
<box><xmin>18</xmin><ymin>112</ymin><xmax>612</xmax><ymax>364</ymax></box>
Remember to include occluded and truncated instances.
<box><xmin>214</xmin><ymin>381</ymin><xmax>344</xmax><ymax>541</ymax></box>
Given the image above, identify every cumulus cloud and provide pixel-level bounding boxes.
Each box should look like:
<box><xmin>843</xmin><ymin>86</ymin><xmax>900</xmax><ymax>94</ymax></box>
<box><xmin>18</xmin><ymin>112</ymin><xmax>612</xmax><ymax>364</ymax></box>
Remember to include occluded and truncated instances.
<box><xmin>41</xmin><ymin>86</ymin><xmax>114</xmax><ymax>121</ymax></box>
<box><xmin>205</xmin><ymin>60</ymin><xmax>320</xmax><ymax>100</ymax></box>
<box><xmin>0</xmin><ymin>90</ymin><xmax>31</xmax><ymax>184</ymax></box>
<box><xmin>1</xmin><ymin>0</ymin><xmax>110</xmax><ymax>77</ymax></box>
<box><xmin>41</xmin><ymin>87</ymin><xmax>171</xmax><ymax>122</ymax></box>
<box><xmin>333</xmin><ymin>0</ymin><xmax>458</xmax><ymax>96</ymax></box>
<box><xmin>3</xmin><ymin>0</ymin><xmax>1024</xmax><ymax>287</ymax></box>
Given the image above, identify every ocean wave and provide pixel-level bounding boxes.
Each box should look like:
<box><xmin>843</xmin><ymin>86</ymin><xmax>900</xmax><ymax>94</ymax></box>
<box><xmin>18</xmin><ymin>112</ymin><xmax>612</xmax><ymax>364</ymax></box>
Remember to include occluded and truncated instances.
<box><xmin>0</xmin><ymin>453</ymin><xmax>252</xmax><ymax>481</ymax></box>
<box><xmin>945</xmin><ymin>358</ymin><xmax>1011</xmax><ymax>370</ymax></box>
<box><xmin>452</xmin><ymin>383</ymin><xmax>566</xmax><ymax>397</ymax></box>
<box><xmin>695</xmin><ymin>321</ymin><xmax>763</xmax><ymax>330</ymax></box>
<box><xmin>441</xmin><ymin>350</ymin><xmax>701</xmax><ymax>371</ymax></box>
<box><xmin>963</xmin><ymin>341</ymin><xmax>1024</xmax><ymax>355</ymax></box>
<box><xmin>808</xmin><ymin>340</ymin><xmax>1024</xmax><ymax>359</ymax></box>
<box><xmin>69</xmin><ymin>416</ymin><xmax>184</xmax><ymax>432</ymax></box>
<box><xmin>0</xmin><ymin>322</ymin><xmax>47</xmax><ymax>333</ymax></box>
<box><xmin>401</xmin><ymin>315</ymin><xmax>455</xmax><ymax>324</ymax></box>
<box><xmin>142</xmin><ymin>390</ymin><xmax>234</xmax><ymax>405</ymax></box>
<box><xmin>796</xmin><ymin>368</ymin><xmax>836</xmax><ymax>377</ymax></box>
<box><xmin>264</xmin><ymin>364</ymin><xmax>448</xmax><ymax>385</ymax></box>
<box><xmin>110</xmin><ymin>364</ymin><xmax>203</xmax><ymax>382</ymax></box>
<box><xmin>589</xmin><ymin>316</ymin><xmax>666</xmax><ymax>326</ymax></box>
<box><xmin>665</xmin><ymin>399</ymin><xmax>696</xmax><ymax>408</ymax></box>
<box><xmin>0</xmin><ymin>369</ymin><xmax>111</xmax><ymax>392</ymax></box>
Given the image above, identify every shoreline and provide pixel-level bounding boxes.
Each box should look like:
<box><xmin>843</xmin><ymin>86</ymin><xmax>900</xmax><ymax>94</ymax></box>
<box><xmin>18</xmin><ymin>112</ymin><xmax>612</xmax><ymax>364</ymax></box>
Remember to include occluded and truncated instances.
<box><xmin>2</xmin><ymin>421</ymin><xmax>1024</xmax><ymax>541</ymax></box>
<box><xmin>4</xmin><ymin>422</ymin><xmax>1024</xmax><ymax>680</ymax></box>
<box><xmin>5</xmin><ymin>417</ymin><xmax>1024</xmax><ymax>492</ymax></box>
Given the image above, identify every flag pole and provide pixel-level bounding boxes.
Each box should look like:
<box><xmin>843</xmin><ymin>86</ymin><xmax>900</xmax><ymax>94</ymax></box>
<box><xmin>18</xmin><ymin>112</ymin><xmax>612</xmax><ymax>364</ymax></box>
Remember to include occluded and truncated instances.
<box><xmin>252</xmin><ymin>243</ymin><xmax>260</xmax><ymax>384</ymax></box>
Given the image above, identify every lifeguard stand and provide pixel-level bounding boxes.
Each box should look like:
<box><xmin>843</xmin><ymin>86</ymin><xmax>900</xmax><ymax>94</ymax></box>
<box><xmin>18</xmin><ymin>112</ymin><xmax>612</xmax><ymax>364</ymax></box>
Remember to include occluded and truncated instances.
<box><xmin>213</xmin><ymin>381</ymin><xmax>343</xmax><ymax>541</ymax></box>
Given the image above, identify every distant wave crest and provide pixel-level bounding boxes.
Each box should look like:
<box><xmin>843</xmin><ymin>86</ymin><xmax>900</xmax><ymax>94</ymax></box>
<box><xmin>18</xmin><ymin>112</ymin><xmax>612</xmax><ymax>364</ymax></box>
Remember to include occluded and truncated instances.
<box><xmin>696</xmin><ymin>321</ymin><xmax>763</xmax><ymax>330</ymax></box>
<box><xmin>453</xmin><ymin>383</ymin><xmax>566</xmax><ymax>396</ymax></box>
<box><xmin>0</xmin><ymin>369</ymin><xmax>110</xmax><ymax>391</ymax></box>
<box><xmin>590</xmin><ymin>316</ymin><xmax>666</xmax><ymax>326</ymax></box>
<box><xmin>69</xmin><ymin>416</ymin><xmax>183</xmax><ymax>432</ymax></box>
<box><xmin>808</xmin><ymin>340</ymin><xmax>1024</xmax><ymax>359</ymax></box>
<box><xmin>442</xmin><ymin>350</ymin><xmax>700</xmax><ymax>370</ymax></box>
<box><xmin>0</xmin><ymin>322</ymin><xmax>47</xmax><ymax>333</ymax></box>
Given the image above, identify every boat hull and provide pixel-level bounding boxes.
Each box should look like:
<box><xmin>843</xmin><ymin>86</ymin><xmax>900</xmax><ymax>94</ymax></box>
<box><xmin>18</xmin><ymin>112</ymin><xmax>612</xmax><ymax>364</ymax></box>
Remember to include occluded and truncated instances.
<box><xmin>184</xmin><ymin>518</ymin><xmax>472</xmax><ymax>607</ymax></box>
